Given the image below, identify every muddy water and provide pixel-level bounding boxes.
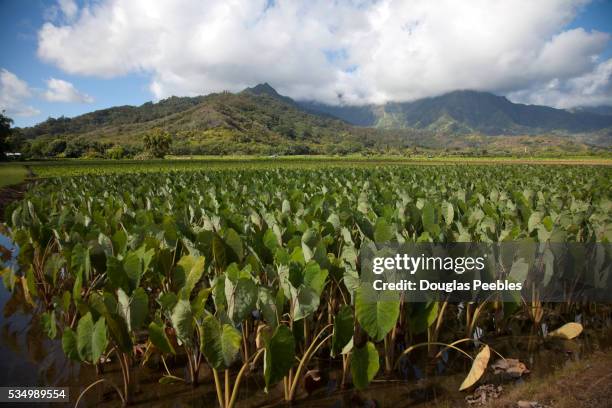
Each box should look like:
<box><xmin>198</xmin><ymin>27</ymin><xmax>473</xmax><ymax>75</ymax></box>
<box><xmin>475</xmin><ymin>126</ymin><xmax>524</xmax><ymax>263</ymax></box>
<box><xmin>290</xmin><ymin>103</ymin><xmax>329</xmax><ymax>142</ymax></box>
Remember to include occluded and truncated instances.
<box><xmin>1</xmin><ymin>233</ymin><xmax>611</xmax><ymax>407</ymax></box>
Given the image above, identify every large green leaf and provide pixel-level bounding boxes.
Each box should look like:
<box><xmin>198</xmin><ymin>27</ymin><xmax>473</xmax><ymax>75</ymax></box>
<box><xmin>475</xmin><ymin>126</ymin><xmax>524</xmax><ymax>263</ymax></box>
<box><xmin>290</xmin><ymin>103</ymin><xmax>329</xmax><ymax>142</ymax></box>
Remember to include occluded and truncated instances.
<box><xmin>177</xmin><ymin>255</ymin><xmax>206</xmax><ymax>299</ymax></box>
<box><xmin>351</xmin><ymin>341</ymin><xmax>379</xmax><ymax>390</ymax></box>
<box><xmin>263</xmin><ymin>228</ymin><xmax>280</xmax><ymax>252</ymax></box>
<box><xmin>264</xmin><ymin>325</ymin><xmax>295</xmax><ymax>390</ymax></box>
<box><xmin>408</xmin><ymin>302</ymin><xmax>439</xmax><ymax>335</ymax></box>
<box><xmin>212</xmin><ymin>233</ymin><xmax>227</xmax><ymax>269</ymax></box>
<box><xmin>331</xmin><ymin>305</ymin><xmax>354</xmax><ymax>357</ymax></box>
<box><xmin>292</xmin><ymin>286</ymin><xmax>320</xmax><ymax>321</ymax></box>
<box><xmin>122</xmin><ymin>246</ymin><xmax>154</xmax><ymax>293</ymax></box>
<box><xmin>62</xmin><ymin>328</ymin><xmax>79</xmax><ymax>361</ymax></box>
<box><xmin>303</xmin><ymin>261</ymin><xmax>328</xmax><ymax>296</ymax></box>
<box><xmin>130</xmin><ymin>287</ymin><xmax>149</xmax><ymax>330</ymax></box>
<box><xmin>355</xmin><ymin>285</ymin><xmax>399</xmax><ymax>341</ymax></box>
<box><xmin>72</xmin><ymin>270</ymin><xmax>83</xmax><ymax>301</ymax></box>
<box><xmin>224</xmin><ymin>228</ymin><xmax>244</xmax><ymax>261</ymax></box>
<box><xmin>225</xmin><ymin>277</ymin><xmax>258</xmax><ymax>323</ymax></box>
<box><xmin>71</xmin><ymin>243</ymin><xmax>91</xmax><ymax>281</ymax></box>
<box><xmin>258</xmin><ymin>287</ymin><xmax>281</xmax><ymax>328</ymax></box>
<box><xmin>421</xmin><ymin>201</ymin><xmax>440</xmax><ymax>235</ymax></box>
<box><xmin>373</xmin><ymin>218</ymin><xmax>394</xmax><ymax>243</ymax></box>
<box><xmin>106</xmin><ymin>312</ymin><xmax>132</xmax><ymax>353</ymax></box>
<box><xmin>200</xmin><ymin>315</ymin><xmax>242</xmax><ymax>369</ymax></box>
<box><xmin>117</xmin><ymin>287</ymin><xmax>149</xmax><ymax>332</ymax></box>
<box><xmin>91</xmin><ymin>317</ymin><xmax>108</xmax><ymax>363</ymax></box>
<box><xmin>112</xmin><ymin>229</ymin><xmax>128</xmax><ymax>255</ymax></box>
<box><xmin>171</xmin><ymin>299</ymin><xmax>193</xmax><ymax>347</ymax></box>
<box><xmin>509</xmin><ymin>258</ymin><xmax>529</xmax><ymax>283</ymax></box>
<box><xmin>41</xmin><ymin>311</ymin><xmax>57</xmax><ymax>339</ymax></box>
<box><xmin>70</xmin><ymin>313</ymin><xmax>108</xmax><ymax>363</ymax></box>
<box><xmin>441</xmin><ymin>201</ymin><xmax>454</xmax><ymax>226</ymax></box>
<box><xmin>122</xmin><ymin>253</ymin><xmax>142</xmax><ymax>293</ymax></box>
<box><xmin>106</xmin><ymin>256</ymin><xmax>128</xmax><ymax>292</ymax></box>
<box><xmin>44</xmin><ymin>253</ymin><xmax>65</xmax><ymax>286</ymax></box>
<box><xmin>148</xmin><ymin>321</ymin><xmax>175</xmax><ymax>354</ymax></box>
<box><xmin>191</xmin><ymin>288</ymin><xmax>212</xmax><ymax>320</ymax></box>
<box><xmin>76</xmin><ymin>313</ymin><xmax>94</xmax><ymax>361</ymax></box>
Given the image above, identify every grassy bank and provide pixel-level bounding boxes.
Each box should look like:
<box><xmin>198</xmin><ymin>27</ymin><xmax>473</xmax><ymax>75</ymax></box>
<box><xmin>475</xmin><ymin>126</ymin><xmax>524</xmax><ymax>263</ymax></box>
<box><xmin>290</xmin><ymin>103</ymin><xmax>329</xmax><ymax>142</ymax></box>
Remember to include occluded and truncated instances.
<box><xmin>488</xmin><ymin>350</ymin><xmax>612</xmax><ymax>408</ymax></box>
<box><xmin>8</xmin><ymin>155</ymin><xmax>612</xmax><ymax>179</ymax></box>
<box><xmin>0</xmin><ymin>164</ymin><xmax>29</xmax><ymax>187</ymax></box>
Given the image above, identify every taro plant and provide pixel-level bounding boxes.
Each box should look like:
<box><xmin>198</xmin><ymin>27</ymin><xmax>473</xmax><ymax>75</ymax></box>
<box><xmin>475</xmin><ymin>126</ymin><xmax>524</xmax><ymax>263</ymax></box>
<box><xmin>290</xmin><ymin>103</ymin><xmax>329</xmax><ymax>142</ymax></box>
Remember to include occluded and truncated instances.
<box><xmin>1</xmin><ymin>164</ymin><xmax>608</xmax><ymax>407</ymax></box>
<box><xmin>149</xmin><ymin>254</ymin><xmax>207</xmax><ymax>385</ymax></box>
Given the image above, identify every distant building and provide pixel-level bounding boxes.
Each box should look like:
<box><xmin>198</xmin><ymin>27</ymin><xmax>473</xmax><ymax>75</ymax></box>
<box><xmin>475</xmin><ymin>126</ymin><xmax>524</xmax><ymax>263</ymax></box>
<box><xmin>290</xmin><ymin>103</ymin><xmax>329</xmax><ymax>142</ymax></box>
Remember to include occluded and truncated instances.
<box><xmin>6</xmin><ymin>152</ymin><xmax>22</xmax><ymax>159</ymax></box>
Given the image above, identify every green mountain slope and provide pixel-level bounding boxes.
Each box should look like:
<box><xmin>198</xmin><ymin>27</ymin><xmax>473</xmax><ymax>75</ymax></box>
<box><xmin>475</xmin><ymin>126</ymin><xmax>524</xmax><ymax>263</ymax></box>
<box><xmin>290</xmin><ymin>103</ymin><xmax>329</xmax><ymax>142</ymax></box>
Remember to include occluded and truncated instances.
<box><xmin>17</xmin><ymin>87</ymin><xmax>361</xmax><ymax>154</ymax></box>
<box><xmin>14</xmin><ymin>84</ymin><xmax>611</xmax><ymax>156</ymax></box>
<box><xmin>299</xmin><ymin>90</ymin><xmax>612</xmax><ymax>135</ymax></box>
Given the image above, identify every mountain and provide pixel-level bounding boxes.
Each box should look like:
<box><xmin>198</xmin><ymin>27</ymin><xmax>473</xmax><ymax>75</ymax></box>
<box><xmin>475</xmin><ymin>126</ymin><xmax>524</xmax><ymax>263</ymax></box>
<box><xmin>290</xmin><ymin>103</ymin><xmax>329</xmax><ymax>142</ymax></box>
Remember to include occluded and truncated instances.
<box><xmin>299</xmin><ymin>90</ymin><xmax>612</xmax><ymax>135</ymax></box>
<box><xmin>567</xmin><ymin>105</ymin><xmax>612</xmax><ymax>116</ymax></box>
<box><xmin>16</xmin><ymin>86</ymin><xmax>361</xmax><ymax>155</ymax></box>
<box><xmin>299</xmin><ymin>101</ymin><xmax>377</xmax><ymax>126</ymax></box>
<box><xmin>241</xmin><ymin>82</ymin><xmax>295</xmax><ymax>105</ymax></box>
<box><xmin>14</xmin><ymin>84</ymin><xmax>611</xmax><ymax>157</ymax></box>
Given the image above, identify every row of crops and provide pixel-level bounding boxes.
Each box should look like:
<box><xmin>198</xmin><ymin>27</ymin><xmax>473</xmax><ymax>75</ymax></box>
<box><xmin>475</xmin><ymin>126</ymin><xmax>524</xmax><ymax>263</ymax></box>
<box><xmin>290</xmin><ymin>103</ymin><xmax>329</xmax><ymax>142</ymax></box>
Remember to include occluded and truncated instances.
<box><xmin>1</xmin><ymin>165</ymin><xmax>610</xmax><ymax>406</ymax></box>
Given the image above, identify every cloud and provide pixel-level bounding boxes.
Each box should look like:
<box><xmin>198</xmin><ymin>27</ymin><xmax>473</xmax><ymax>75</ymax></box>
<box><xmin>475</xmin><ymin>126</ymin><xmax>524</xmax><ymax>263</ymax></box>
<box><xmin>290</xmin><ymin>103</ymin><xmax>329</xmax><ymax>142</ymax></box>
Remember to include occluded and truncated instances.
<box><xmin>44</xmin><ymin>0</ymin><xmax>79</xmax><ymax>22</ymax></box>
<box><xmin>58</xmin><ymin>0</ymin><xmax>78</xmax><ymax>20</ymax></box>
<box><xmin>0</xmin><ymin>69</ymin><xmax>40</xmax><ymax>117</ymax></box>
<box><xmin>508</xmin><ymin>58</ymin><xmax>612</xmax><ymax>108</ymax></box>
<box><xmin>43</xmin><ymin>78</ymin><xmax>94</xmax><ymax>103</ymax></box>
<box><xmin>37</xmin><ymin>0</ymin><xmax>611</xmax><ymax>107</ymax></box>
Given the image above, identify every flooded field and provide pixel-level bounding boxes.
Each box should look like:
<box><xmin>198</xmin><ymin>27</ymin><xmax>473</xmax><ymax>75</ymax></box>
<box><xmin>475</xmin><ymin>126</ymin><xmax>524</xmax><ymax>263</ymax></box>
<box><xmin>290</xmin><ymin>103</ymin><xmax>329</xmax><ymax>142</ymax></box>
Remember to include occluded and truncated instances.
<box><xmin>2</xmin><ymin>260</ymin><xmax>610</xmax><ymax>407</ymax></box>
<box><xmin>0</xmin><ymin>164</ymin><xmax>610</xmax><ymax>407</ymax></box>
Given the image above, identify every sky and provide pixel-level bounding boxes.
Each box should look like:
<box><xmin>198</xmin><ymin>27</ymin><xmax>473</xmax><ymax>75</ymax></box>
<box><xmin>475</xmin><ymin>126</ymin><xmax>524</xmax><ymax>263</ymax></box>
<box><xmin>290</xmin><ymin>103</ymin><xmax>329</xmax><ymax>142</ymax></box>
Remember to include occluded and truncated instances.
<box><xmin>1</xmin><ymin>0</ymin><xmax>612</xmax><ymax>127</ymax></box>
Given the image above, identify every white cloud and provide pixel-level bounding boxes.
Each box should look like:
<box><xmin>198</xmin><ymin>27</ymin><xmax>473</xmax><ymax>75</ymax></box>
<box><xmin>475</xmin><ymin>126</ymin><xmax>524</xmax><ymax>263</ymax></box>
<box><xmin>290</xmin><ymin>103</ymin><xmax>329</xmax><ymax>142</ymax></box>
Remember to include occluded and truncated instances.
<box><xmin>44</xmin><ymin>0</ymin><xmax>79</xmax><ymax>23</ymax></box>
<box><xmin>0</xmin><ymin>69</ymin><xmax>40</xmax><ymax>117</ymax></box>
<box><xmin>508</xmin><ymin>58</ymin><xmax>612</xmax><ymax>108</ymax></box>
<box><xmin>58</xmin><ymin>0</ymin><xmax>78</xmax><ymax>20</ymax></box>
<box><xmin>37</xmin><ymin>0</ymin><xmax>611</xmax><ymax>107</ymax></box>
<box><xmin>43</xmin><ymin>78</ymin><xmax>94</xmax><ymax>103</ymax></box>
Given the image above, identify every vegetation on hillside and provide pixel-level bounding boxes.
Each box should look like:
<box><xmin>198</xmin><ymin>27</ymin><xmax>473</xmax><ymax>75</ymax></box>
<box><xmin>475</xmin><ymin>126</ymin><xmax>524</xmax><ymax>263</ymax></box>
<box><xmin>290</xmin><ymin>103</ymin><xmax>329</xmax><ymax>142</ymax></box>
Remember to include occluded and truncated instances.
<box><xmin>143</xmin><ymin>129</ymin><xmax>173</xmax><ymax>158</ymax></box>
<box><xmin>301</xmin><ymin>90</ymin><xmax>612</xmax><ymax>136</ymax></box>
<box><xmin>5</xmin><ymin>86</ymin><xmax>612</xmax><ymax>159</ymax></box>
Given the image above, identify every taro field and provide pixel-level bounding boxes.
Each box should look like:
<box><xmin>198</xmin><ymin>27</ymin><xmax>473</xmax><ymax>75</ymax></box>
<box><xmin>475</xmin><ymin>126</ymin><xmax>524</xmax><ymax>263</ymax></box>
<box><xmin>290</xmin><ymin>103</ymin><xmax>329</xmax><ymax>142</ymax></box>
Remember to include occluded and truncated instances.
<box><xmin>0</xmin><ymin>163</ymin><xmax>610</xmax><ymax>407</ymax></box>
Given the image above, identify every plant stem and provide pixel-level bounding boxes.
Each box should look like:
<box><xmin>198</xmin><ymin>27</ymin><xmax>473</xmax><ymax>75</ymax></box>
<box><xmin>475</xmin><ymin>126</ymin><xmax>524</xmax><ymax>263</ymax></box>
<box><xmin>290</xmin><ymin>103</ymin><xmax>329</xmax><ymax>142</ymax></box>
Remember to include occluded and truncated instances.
<box><xmin>227</xmin><ymin>349</ymin><xmax>264</xmax><ymax>408</ymax></box>
<box><xmin>288</xmin><ymin>331</ymin><xmax>334</xmax><ymax>401</ymax></box>
<box><xmin>225</xmin><ymin>369</ymin><xmax>230</xmax><ymax>408</ymax></box>
<box><xmin>212</xmin><ymin>368</ymin><xmax>225</xmax><ymax>408</ymax></box>
<box><xmin>75</xmin><ymin>378</ymin><xmax>126</xmax><ymax>408</ymax></box>
<box><xmin>384</xmin><ymin>334</ymin><xmax>392</xmax><ymax>373</ymax></box>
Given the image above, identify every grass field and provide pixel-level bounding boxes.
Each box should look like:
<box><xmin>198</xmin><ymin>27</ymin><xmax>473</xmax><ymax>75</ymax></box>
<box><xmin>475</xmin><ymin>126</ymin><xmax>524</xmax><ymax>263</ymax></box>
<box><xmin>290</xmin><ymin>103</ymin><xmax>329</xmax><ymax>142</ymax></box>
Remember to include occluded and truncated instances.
<box><xmin>0</xmin><ymin>164</ymin><xmax>29</xmax><ymax>187</ymax></box>
<box><xmin>10</xmin><ymin>155</ymin><xmax>612</xmax><ymax>179</ymax></box>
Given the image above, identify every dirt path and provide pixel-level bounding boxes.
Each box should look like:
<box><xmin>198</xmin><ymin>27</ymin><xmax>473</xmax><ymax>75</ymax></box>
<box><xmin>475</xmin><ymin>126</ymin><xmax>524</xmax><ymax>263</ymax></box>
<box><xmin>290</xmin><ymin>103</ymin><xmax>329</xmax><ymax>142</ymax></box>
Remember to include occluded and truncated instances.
<box><xmin>487</xmin><ymin>350</ymin><xmax>612</xmax><ymax>408</ymax></box>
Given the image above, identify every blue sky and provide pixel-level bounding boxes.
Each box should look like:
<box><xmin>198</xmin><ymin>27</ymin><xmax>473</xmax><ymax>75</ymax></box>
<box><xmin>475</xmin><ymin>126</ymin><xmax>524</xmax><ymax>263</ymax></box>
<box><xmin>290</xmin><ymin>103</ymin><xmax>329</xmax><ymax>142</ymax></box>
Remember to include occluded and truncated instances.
<box><xmin>1</xmin><ymin>0</ymin><xmax>612</xmax><ymax>127</ymax></box>
<box><xmin>569</xmin><ymin>0</ymin><xmax>612</xmax><ymax>59</ymax></box>
<box><xmin>0</xmin><ymin>1</ymin><xmax>151</xmax><ymax>126</ymax></box>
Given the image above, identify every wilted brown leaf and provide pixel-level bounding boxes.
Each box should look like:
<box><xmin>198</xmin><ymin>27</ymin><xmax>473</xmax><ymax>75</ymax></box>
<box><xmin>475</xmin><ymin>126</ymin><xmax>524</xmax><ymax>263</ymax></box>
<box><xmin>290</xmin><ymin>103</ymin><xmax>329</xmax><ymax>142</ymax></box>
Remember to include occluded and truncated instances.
<box><xmin>460</xmin><ymin>345</ymin><xmax>490</xmax><ymax>391</ymax></box>
<box><xmin>548</xmin><ymin>322</ymin><xmax>583</xmax><ymax>339</ymax></box>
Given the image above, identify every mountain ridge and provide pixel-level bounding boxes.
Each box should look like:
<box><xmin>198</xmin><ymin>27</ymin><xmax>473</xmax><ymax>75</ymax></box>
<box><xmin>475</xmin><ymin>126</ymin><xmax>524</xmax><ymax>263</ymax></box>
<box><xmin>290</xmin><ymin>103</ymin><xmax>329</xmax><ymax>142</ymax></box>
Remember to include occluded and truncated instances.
<box><xmin>13</xmin><ymin>84</ymin><xmax>612</xmax><ymax>156</ymax></box>
<box><xmin>19</xmin><ymin>85</ymin><xmax>612</xmax><ymax>137</ymax></box>
<box><xmin>298</xmin><ymin>90</ymin><xmax>612</xmax><ymax>135</ymax></box>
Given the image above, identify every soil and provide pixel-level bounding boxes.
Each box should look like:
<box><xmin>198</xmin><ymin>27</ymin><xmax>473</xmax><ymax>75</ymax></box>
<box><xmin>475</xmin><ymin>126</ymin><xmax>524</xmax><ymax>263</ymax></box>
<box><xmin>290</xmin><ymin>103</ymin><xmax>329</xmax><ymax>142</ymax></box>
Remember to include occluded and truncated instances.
<box><xmin>486</xmin><ymin>350</ymin><xmax>612</xmax><ymax>408</ymax></box>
